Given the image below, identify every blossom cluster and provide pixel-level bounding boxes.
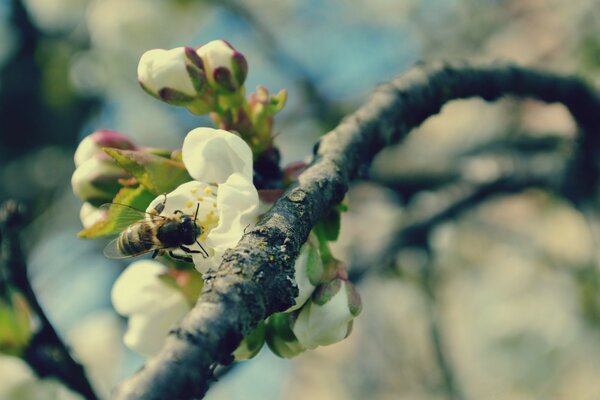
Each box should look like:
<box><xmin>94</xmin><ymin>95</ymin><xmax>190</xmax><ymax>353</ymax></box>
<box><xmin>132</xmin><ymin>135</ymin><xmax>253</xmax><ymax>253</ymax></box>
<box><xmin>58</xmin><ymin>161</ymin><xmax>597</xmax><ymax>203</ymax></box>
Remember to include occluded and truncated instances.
<box><xmin>69</xmin><ymin>40</ymin><xmax>361</xmax><ymax>361</ymax></box>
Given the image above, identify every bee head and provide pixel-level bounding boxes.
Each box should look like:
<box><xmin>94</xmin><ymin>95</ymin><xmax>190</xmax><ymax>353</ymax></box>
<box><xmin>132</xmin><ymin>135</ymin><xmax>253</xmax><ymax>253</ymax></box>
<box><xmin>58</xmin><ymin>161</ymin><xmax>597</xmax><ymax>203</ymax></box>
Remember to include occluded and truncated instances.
<box><xmin>179</xmin><ymin>215</ymin><xmax>201</xmax><ymax>245</ymax></box>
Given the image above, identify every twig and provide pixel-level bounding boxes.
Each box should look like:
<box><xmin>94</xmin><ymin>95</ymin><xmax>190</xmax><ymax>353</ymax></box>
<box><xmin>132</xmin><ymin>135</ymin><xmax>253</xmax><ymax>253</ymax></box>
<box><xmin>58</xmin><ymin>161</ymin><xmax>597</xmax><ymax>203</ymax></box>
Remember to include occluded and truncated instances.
<box><xmin>113</xmin><ymin>62</ymin><xmax>600</xmax><ymax>399</ymax></box>
<box><xmin>0</xmin><ymin>201</ymin><xmax>99</xmax><ymax>400</ymax></box>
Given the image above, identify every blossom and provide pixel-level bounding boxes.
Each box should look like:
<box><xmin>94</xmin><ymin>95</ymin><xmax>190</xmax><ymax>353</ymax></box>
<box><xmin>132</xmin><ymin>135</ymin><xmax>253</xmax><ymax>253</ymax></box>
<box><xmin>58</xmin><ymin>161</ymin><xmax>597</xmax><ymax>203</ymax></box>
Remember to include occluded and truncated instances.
<box><xmin>146</xmin><ymin>127</ymin><xmax>259</xmax><ymax>273</ymax></box>
<box><xmin>111</xmin><ymin>260</ymin><xmax>190</xmax><ymax>357</ymax></box>
<box><xmin>292</xmin><ymin>278</ymin><xmax>362</xmax><ymax>349</ymax></box>
<box><xmin>137</xmin><ymin>46</ymin><xmax>207</xmax><ymax>110</ymax></box>
<box><xmin>196</xmin><ymin>40</ymin><xmax>247</xmax><ymax>93</ymax></box>
<box><xmin>71</xmin><ymin>130</ymin><xmax>135</xmax><ymax>208</ymax></box>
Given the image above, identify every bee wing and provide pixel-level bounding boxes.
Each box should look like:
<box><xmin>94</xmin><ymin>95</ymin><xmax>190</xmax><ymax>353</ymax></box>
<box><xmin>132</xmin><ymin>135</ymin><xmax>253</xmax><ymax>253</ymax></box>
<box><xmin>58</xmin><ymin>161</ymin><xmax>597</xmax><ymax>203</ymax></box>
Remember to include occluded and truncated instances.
<box><xmin>102</xmin><ymin>233</ymin><xmax>163</xmax><ymax>259</ymax></box>
<box><xmin>99</xmin><ymin>203</ymin><xmax>165</xmax><ymax>233</ymax></box>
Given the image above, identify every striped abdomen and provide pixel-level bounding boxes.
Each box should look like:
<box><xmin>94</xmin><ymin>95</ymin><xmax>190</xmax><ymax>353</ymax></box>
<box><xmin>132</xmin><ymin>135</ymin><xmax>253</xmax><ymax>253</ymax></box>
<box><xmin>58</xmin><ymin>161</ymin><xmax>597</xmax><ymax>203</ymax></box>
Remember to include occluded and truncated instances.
<box><xmin>117</xmin><ymin>223</ymin><xmax>157</xmax><ymax>255</ymax></box>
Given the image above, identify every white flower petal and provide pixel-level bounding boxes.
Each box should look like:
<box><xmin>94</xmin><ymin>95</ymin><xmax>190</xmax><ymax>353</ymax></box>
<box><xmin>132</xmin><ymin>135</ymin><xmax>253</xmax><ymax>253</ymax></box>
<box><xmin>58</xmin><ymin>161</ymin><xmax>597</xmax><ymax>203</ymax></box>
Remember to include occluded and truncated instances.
<box><xmin>196</xmin><ymin>40</ymin><xmax>235</xmax><ymax>86</ymax></box>
<box><xmin>137</xmin><ymin>47</ymin><xmax>196</xmax><ymax>97</ymax></box>
<box><xmin>111</xmin><ymin>260</ymin><xmax>169</xmax><ymax>315</ymax></box>
<box><xmin>182</xmin><ymin>127</ymin><xmax>253</xmax><ymax>184</ymax></box>
<box><xmin>111</xmin><ymin>260</ymin><xmax>191</xmax><ymax>357</ymax></box>
<box><xmin>205</xmin><ymin>173</ymin><xmax>259</xmax><ymax>258</ymax></box>
<box><xmin>292</xmin><ymin>284</ymin><xmax>353</xmax><ymax>349</ymax></box>
<box><xmin>73</xmin><ymin>135</ymin><xmax>99</xmax><ymax>167</ymax></box>
<box><xmin>79</xmin><ymin>202</ymin><xmax>106</xmax><ymax>229</ymax></box>
<box><xmin>123</xmin><ymin>297</ymin><xmax>189</xmax><ymax>357</ymax></box>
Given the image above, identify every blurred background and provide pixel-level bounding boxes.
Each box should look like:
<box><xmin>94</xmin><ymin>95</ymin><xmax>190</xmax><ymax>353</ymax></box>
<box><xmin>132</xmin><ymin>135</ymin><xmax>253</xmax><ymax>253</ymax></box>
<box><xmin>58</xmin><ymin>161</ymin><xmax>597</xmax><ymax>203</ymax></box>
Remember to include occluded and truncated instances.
<box><xmin>1</xmin><ymin>0</ymin><xmax>600</xmax><ymax>398</ymax></box>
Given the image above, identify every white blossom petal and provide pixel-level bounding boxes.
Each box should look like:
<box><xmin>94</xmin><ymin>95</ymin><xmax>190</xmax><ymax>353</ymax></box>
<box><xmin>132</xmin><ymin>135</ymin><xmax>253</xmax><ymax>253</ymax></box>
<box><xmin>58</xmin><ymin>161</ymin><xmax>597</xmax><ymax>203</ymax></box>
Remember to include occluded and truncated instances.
<box><xmin>196</xmin><ymin>40</ymin><xmax>236</xmax><ymax>86</ymax></box>
<box><xmin>137</xmin><ymin>47</ymin><xmax>196</xmax><ymax>97</ymax></box>
<box><xmin>205</xmin><ymin>173</ymin><xmax>259</xmax><ymax>260</ymax></box>
<box><xmin>111</xmin><ymin>260</ymin><xmax>190</xmax><ymax>357</ymax></box>
<box><xmin>182</xmin><ymin>127</ymin><xmax>253</xmax><ymax>184</ymax></box>
<box><xmin>292</xmin><ymin>283</ymin><xmax>353</xmax><ymax>349</ymax></box>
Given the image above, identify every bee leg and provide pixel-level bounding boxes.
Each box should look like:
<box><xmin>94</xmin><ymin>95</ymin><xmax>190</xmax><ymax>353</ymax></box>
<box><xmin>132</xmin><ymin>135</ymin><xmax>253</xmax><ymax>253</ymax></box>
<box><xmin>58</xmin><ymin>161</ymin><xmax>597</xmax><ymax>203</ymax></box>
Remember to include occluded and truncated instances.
<box><xmin>181</xmin><ymin>243</ymin><xmax>209</xmax><ymax>259</ymax></box>
<box><xmin>196</xmin><ymin>241</ymin><xmax>209</xmax><ymax>258</ymax></box>
<box><xmin>151</xmin><ymin>249</ymin><xmax>160</xmax><ymax>259</ymax></box>
<box><xmin>168</xmin><ymin>251</ymin><xmax>193</xmax><ymax>263</ymax></box>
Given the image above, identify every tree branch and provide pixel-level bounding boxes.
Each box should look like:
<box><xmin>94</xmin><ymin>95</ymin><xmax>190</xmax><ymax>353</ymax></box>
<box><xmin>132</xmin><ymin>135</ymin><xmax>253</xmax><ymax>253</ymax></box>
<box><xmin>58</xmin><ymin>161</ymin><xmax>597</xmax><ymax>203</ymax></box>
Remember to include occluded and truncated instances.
<box><xmin>113</xmin><ymin>61</ymin><xmax>600</xmax><ymax>400</ymax></box>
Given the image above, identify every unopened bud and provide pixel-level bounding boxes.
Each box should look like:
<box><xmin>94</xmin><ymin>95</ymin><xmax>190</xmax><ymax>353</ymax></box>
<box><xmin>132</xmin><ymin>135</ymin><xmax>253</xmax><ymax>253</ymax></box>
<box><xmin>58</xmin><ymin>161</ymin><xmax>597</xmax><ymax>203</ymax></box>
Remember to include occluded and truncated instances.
<box><xmin>196</xmin><ymin>40</ymin><xmax>247</xmax><ymax>93</ymax></box>
<box><xmin>138</xmin><ymin>46</ymin><xmax>209</xmax><ymax>110</ymax></box>
<box><xmin>232</xmin><ymin>321</ymin><xmax>266</xmax><ymax>361</ymax></box>
<box><xmin>286</xmin><ymin>233</ymin><xmax>324</xmax><ymax>312</ymax></box>
<box><xmin>265</xmin><ymin>312</ymin><xmax>306</xmax><ymax>358</ymax></box>
<box><xmin>291</xmin><ymin>278</ymin><xmax>362</xmax><ymax>349</ymax></box>
<box><xmin>74</xmin><ymin>129</ymin><xmax>136</xmax><ymax>167</ymax></box>
<box><xmin>71</xmin><ymin>157</ymin><xmax>128</xmax><ymax>206</ymax></box>
<box><xmin>79</xmin><ymin>202</ymin><xmax>108</xmax><ymax>229</ymax></box>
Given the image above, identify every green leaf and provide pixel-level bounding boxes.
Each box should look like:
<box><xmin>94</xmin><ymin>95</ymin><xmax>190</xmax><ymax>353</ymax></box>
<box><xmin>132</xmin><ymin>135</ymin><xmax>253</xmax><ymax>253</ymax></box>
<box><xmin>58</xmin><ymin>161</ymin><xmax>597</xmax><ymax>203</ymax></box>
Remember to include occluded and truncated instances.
<box><xmin>104</xmin><ymin>148</ymin><xmax>192</xmax><ymax>195</ymax></box>
<box><xmin>78</xmin><ymin>186</ymin><xmax>155</xmax><ymax>238</ymax></box>
<box><xmin>314</xmin><ymin>208</ymin><xmax>342</xmax><ymax>242</ymax></box>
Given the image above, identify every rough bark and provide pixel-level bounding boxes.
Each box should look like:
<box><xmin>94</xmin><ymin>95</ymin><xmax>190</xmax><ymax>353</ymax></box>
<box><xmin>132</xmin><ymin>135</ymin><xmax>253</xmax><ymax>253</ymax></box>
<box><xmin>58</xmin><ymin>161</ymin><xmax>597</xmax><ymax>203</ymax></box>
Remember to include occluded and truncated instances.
<box><xmin>113</xmin><ymin>61</ymin><xmax>600</xmax><ymax>400</ymax></box>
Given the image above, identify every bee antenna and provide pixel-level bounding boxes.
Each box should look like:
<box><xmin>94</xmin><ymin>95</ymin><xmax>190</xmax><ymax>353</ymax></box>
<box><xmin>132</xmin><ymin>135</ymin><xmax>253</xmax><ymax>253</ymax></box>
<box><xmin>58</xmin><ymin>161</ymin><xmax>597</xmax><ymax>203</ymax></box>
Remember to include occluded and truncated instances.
<box><xmin>194</xmin><ymin>202</ymin><xmax>200</xmax><ymax>220</ymax></box>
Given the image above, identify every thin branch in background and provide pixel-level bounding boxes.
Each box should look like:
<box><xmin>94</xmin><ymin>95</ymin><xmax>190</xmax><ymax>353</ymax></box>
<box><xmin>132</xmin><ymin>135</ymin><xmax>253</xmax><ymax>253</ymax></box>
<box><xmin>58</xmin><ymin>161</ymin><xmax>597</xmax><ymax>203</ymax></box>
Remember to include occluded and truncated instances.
<box><xmin>113</xmin><ymin>62</ymin><xmax>600</xmax><ymax>400</ymax></box>
<box><xmin>419</xmin><ymin>252</ymin><xmax>464</xmax><ymax>400</ymax></box>
<box><xmin>0</xmin><ymin>200</ymin><xmax>99</xmax><ymax>400</ymax></box>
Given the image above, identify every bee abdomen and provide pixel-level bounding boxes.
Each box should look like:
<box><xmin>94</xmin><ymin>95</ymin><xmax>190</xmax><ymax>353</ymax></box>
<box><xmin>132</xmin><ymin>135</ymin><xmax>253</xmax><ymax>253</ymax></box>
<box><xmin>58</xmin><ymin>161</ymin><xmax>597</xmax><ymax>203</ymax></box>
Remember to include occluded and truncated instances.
<box><xmin>118</xmin><ymin>224</ymin><xmax>156</xmax><ymax>255</ymax></box>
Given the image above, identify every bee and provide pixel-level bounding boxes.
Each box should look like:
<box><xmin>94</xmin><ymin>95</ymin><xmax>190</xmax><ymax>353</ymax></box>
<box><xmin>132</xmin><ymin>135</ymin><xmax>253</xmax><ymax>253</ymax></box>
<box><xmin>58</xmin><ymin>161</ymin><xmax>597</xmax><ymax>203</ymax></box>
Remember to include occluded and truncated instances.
<box><xmin>102</xmin><ymin>195</ymin><xmax>208</xmax><ymax>263</ymax></box>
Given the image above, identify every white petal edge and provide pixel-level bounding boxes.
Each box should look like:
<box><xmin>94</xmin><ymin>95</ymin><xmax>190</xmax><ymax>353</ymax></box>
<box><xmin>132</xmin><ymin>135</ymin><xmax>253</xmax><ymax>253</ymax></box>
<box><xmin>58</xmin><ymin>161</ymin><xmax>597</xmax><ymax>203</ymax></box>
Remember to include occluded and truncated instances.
<box><xmin>182</xmin><ymin>127</ymin><xmax>253</xmax><ymax>184</ymax></box>
<box><xmin>203</xmin><ymin>173</ymin><xmax>258</xmax><ymax>262</ymax></box>
<box><xmin>137</xmin><ymin>47</ymin><xmax>196</xmax><ymax>97</ymax></box>
<box><xmin>112</xmin><ymin>260</ymin><xmax>177</xmax><ymax>315</ymax></box>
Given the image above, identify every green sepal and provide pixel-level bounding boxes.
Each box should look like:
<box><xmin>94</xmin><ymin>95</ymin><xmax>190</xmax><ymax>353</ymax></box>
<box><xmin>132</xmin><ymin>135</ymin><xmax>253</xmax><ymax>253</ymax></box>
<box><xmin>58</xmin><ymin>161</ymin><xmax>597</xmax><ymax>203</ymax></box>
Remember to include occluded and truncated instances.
<box><xmin>265</xmin><ymin>312</ymin><xmax>306</xmax><ymax>358</ymax></box>
<box><xmin>104</xmin><ymin>148</ymin><xmax>192</xmax><ymax>195</ymax></box>
<box><xmin>233</xmin><ymin>320</ymin><xmax>266</xmax><ymax>361</ymax></box>
<box><xmin>312</xmin><ymin>278</ymin><xmax>342</xmax><ymax>306</ymax></box>
<box><xmin>313</xmin><ymin>206</ymin><xmax>342</xmax><ymax>243</ymax></box>
<box><xmin>267</xmin><ymin>89</ymin><xmax>287</xmax><ymax>114</ymax></box>
<box><xmin>78</xmin><ymin>185</ymin><xmax>155</xmax><ymax>238</ymax></box>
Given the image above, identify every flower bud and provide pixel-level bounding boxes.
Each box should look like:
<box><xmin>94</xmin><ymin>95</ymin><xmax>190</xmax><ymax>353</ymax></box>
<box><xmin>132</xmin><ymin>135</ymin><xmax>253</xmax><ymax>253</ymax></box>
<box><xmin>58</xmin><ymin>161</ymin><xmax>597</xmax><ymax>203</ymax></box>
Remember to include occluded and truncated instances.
<box><xmin>74</xmin><ymin>129</ymin><xmax>136</xmax><ymax>167</ymax></box>
<box><xmin>196</xmin><ymin>40</ymin><xmax>248</xmax><ymax>93</ymax></box>
<box><xmin>79</xmin><ymin>202</ymin><xmax>108</xmax><ymax>229</ymax></box>
<box><xmin>265</xmin><ymin>313</ymin><xmax>306</xmax><ymax>358</ymax></box>
<box><xmin>291</xmin><ymin>278</ymin><xmax>362</xmax><ymax>349</ymax></box>
<box><xmin>71</xmin><ymin>157</ymin><xmax>129</xmax><ymax>206</ymax></box>
<box><xmin>285</xmin><ymin>233</ymin><xmax>324</xmax><ymax>312</ymax></box>
<box><xmin>232</xmin><ymin>321</ymin><xmax>266</xmax><ymax>361</ymax></box>
<box><xmin>0</xmin><ymin>288</ymin><xmax>35</xmax><ymax>356</ymax></box>
<box><xmin>138</xmin><ymin>46</ymin><xmax>210</xmax><ymax>111</ymax></box>
<box><xmin>247</xmin><ymin>87</ymin><xmax>287</xmax><ymax>144</ymax></box>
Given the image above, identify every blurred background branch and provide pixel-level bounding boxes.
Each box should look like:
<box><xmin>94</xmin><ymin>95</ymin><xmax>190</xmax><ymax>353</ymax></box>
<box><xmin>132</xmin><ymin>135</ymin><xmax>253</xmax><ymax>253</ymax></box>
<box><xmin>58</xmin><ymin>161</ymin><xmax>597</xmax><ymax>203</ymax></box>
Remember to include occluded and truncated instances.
<box><xmin>0</xmin><ymin>200</ymin><xmax>98</xmax><ymax>399</ymax></box>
